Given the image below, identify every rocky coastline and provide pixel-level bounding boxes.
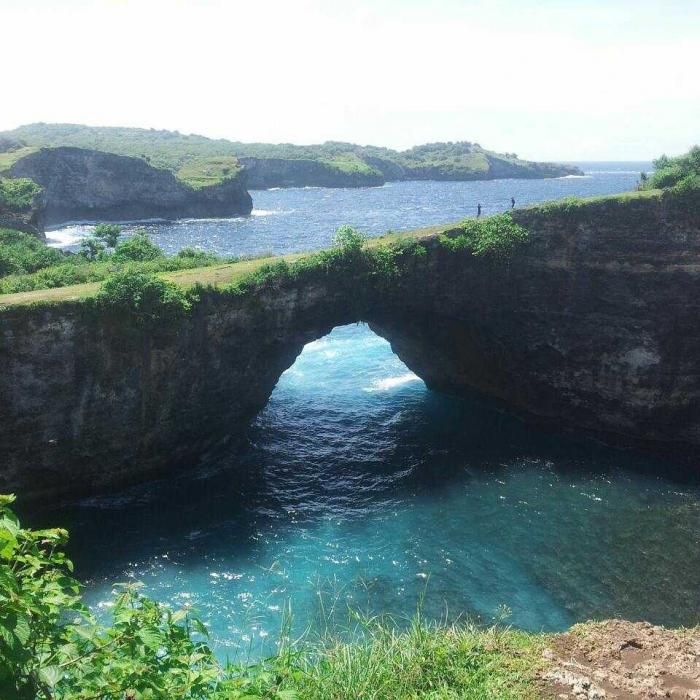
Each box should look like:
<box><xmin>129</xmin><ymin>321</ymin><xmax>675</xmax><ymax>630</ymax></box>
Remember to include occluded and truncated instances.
<box><xmin>8</xmin><ymin>147</ymin><xmax>253</xmax><ymax>227</ymax></box>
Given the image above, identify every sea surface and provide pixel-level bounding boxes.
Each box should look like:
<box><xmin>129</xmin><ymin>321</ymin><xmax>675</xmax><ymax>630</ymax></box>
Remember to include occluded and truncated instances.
<box><xmin>38</xmin><ymin>163</ymin><xmax>700</xmax><ymax>657</ymax></box>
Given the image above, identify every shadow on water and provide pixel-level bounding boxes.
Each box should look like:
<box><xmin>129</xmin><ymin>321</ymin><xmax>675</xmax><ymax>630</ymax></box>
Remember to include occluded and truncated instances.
<box><xmin>25</xmin><ymin>324</ymin><xmax>700</xmax><ymax>653</ymax></box>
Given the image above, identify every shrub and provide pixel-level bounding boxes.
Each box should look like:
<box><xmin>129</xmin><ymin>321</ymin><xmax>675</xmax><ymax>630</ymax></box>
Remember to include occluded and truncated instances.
<box><xmin>440</xmin><ymin>213</ymin><xmax>528</xmax><ymax>256</ymax></box>
<box><xmin>0</xmin><ymin>178</ymin><xmax>41</xmax><ymax>210</ymax></box>
<box><xmin>112</xmin><ymin>230</ymin><xmax>163</xmax><ymax>262</ymax></box>
<box><xmin>96</xmin><ymin>269</ymin><xmax>192</xmax><ymax>324</ymax></box>
<box><xmin>0</xmin><ymin>494</ymin><xmax>225</xmax><ymax>700</ymax></box>
<box><xmin>79</xmin><ymin>235</ymin><xmax>104</xmax><ymax>261</ymax></box>
<box><xmin>93</xmin><ymin>223</ymin><xmax>122</xmax><ymax>248</ymax></box>
<box><xmin>648</xmin><ymin>146</ymin><xmax>700</xmax><ymax>190</ymax></box>
<box><xmin>0</xmin><ymin>228</ymin><xmax>64</xmax><ymax>277</ymax></box>
<box><xmin>333</xmin><ymin>224</ymin><xmax>366</xmax><ymax>252</ymax></box>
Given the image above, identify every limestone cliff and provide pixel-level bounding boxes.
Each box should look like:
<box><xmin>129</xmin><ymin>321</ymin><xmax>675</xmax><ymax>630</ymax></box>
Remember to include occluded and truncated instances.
<box><xmin>239</xmin><ymin>157</ymin><xmax>385</xmax><ymax>189</ymax></box>
<box><xmin>9</xmin><ymin>147</ymin><xmax>253</xmax><ymax>226</ymax></box>
<box><xmin>1</xmin><ymin>190</ymin><xmax>699</xmax><ymax>500</ymax></box>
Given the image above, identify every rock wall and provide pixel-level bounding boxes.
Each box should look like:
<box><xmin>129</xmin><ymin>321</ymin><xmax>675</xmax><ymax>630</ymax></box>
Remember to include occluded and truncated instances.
<box><xmin>239</xmin><ymin>156</ymin><xmax>581</xmax><ymax>189</ymax></box>
<box><xmin>239</xmin><ymin>157</ymin><xmax>385</xmax><ymax>189</ymax></box>
<box><xmin>10</xmin><ymin>147</ymin><xmax>253</xmax><ymax>226</ymax></box>
<box><xmin>1</xmin><ymin>191</ymin><xmax>699</xmax><ymax>500</ymax></box>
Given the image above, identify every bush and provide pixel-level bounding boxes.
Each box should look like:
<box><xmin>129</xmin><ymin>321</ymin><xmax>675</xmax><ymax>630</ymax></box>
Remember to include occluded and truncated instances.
<box><xmin>648</xmin><ymin>146</ymin><xmax>700</xmax><ymax>190</ymax></box>
<box><xmin>93</xmin><ymin>223</ymin><xmax>122</xmax><ymax>248</ymax></box>
<box><xmin>333</xmin><ymin>224</ymin><xmax>366</xmax><ymax>252</ymax></box>
<box><xmin>440</xmin><ymin>213</ymin><xmax>528</xmax><ymax>256</ymax></box>
<box><xmin>0</xmin><ymin>228</ymin><xmax>65</xmax><ymax>277</ymax></box>
<box><xmin>79</xmin><ymin>235</ymin><xmax>104</xmax><ymax>261</ymax></box>
<box><xmin>112</xmin><ymin>230</ymin><xmax>163</xmax><ymax>262</ymax></box>
<box><xmin>96</xmin><ymin>269</ymin><xmax>192</xmax><ymax>324</ymax></box>
<box><xmin>0</xmin><ymin>494</ymin><xmax>226</xmax><ymax>700</ymax></box>
<box><xmin>0</xmin><ymin>178</ymin><xmax>41</xmax><ymax>210</ymax></box>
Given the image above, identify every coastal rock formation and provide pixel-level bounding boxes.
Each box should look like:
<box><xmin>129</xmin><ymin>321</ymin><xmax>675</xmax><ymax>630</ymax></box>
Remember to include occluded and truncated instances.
<box><xmin>239</xmin><ymin>157</ymin><xmax>385</xmax><ymax>188</ymax></box>
<box><xmin>2</xmin><ymin>124</ymin><xmax>583</xmax><ymax>189</ymax></box>
<box><xmin>9</xmin><ymin>147</ymin><xmax>253</xmax><ymax>226</ymax></box>
<box><xmin>541</xmin><ymin>620</ymin><xmax>700</xmax><ymax>699</ymax></box>
<box><xmin>1</xmin><ymin>191</ymin><xmax>699</xmax><ymax>500</ymax></box>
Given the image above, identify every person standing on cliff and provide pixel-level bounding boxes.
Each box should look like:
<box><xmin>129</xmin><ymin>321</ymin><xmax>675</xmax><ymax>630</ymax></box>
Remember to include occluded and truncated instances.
<box><xmin>511</xmin><ymin>197</ymin><xmax>516</xmax><ymax>209</ymax></box>
<box><xmin>477</xmin><ymin>203</ymin><xmax>482</xmax><ymax>218</ymax></box>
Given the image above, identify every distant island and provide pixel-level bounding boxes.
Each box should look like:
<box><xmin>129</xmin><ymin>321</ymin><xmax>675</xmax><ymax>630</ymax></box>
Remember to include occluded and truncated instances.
<box><xmin>0</xmin><ymin>123</ymin><xmax>583</xmax><ymax>191</ymax></box>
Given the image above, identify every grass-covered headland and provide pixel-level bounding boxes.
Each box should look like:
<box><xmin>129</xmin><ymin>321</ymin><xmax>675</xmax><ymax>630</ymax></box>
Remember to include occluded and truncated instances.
<box><xmin>0</xmin><ymin>123</ymin><xmax>581</xmax><ymax>187</ymax></box>
<box><xmin>0</xmin><ymin>494</ymin><xmax>546</xmax><ymax>699</ymax></box>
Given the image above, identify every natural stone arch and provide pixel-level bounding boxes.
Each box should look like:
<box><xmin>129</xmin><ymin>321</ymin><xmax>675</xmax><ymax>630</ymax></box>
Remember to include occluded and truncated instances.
<box><xmin>2</xmin><ymin>192</ymin><xmax>700</xmax><ymax>501</ymax></box>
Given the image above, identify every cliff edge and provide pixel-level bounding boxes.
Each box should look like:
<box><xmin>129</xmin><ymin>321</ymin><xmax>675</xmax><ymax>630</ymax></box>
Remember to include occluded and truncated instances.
<box><xmin>9</xmin><ymin>147</ymin><xmax>253</xmax><ymax>226</ymax></box>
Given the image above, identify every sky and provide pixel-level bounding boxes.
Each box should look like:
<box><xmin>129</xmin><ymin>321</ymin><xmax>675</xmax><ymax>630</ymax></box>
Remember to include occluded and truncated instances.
<box><xmin>2</xmin><ymin>0</ymin><xmax>698</xmax><ymax>161</ymax></box>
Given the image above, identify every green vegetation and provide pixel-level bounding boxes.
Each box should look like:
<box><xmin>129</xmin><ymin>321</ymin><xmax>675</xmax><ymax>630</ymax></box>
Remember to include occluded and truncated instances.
<box><xmin>0</xmin><ymin>229</ymin><xmax>65</xmax><ymax>277</ymax></box>
<box><xmin>0</xmin><ymin>178</ymin><xmax>41</xmax><ymax>210</ymax></box>
<box><xmin>0</xmin><ymin>229</ymin><xmax>225</xmax><ymax>295</ymax></box>
<box><xmin>442</xmin><ymin>214</ymin><xmax>528</xmax><ymax>256</ymax></box>
<box><xmin>0</xmin><ymin>210</ymin><xmax>528</xmax><ymax>301</ymax></box>
<box><xmin>646</xmin><ymin>146</ymin><xmax>700</xmax><ymax>191</ymax></box>
<box><xmin>176</xmin><ymin>156</ymin><xmax>243</xmax><ymax>189</ymax></box>
<box><xmin>96</xmin><ymin>269</ymin><xmax>193</xmax><ymax>325</ymax></box>
<box><xmin>1</xmin><ymin>123</ymin><xmax>579</xmax><ymax>185</ymax></box>
<box><xmin>0</xmin><ymin>147</ymin><xmax>38</xmax><ymax>175</ymax></box>
<box><xmin>0</xmin><ymin>494</ymin><xmax>545</xmax><ymax>699</ymax></box>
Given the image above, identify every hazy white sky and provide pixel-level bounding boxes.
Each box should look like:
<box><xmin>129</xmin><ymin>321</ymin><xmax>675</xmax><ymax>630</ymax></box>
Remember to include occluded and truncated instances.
<box><xmin>2</xmin><ymin>0</ymin><xmax>698</xmax><ymax>160</ymax></box>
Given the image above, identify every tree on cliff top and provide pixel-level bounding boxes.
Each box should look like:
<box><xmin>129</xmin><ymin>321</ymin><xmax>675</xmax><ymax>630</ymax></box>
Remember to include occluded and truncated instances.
<box><xmin>647</xmin><ymin>146</ymin><xmax>700</xmax><ymax>191</ymax></box>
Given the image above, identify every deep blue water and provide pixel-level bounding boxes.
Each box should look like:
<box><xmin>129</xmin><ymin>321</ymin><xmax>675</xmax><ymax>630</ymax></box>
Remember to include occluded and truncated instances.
<box><xmin>39</xmin><ymin>164</ymin><xmax>700</xmax><ymax>657</ymax></box>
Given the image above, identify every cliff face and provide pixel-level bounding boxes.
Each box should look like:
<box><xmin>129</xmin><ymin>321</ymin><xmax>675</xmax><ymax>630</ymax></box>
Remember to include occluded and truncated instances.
<box><xmin>240</xmin><ymin>155</ymin><xmax>581</xmax><ymax>188</ymax></box>
<box><xmin>239</xmin><ymin>157</ymin><xmax>385</xmax><ymax>189</ymax></box>
<box><xmin>1</xmin><ymin>192</ymin><xmax>699</xmax><ymax>500</ymax></box>
<box><xmin>9</xmin><ymin>147</ymin><xmax>253</xmax><ymax>226</ymax></box>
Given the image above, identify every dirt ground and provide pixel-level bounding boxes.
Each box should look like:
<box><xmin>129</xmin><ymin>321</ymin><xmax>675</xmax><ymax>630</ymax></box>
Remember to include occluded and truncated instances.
<box><xmin>540</xmin><ymin>620</ymin><xmax>700</xmax><ymax>699</ymax></box>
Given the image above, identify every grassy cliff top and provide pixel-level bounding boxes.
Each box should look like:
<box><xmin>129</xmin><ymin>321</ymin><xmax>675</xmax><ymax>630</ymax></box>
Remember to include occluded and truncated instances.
<box><xmin>1</xmin><ymin>123</ymin><xmax>580</xmax><ymax>184</ymax></box>
<box><xmin>0</xmin><ymin>187</ymin><xmax>673</xmax><ymax>309</ymax></box>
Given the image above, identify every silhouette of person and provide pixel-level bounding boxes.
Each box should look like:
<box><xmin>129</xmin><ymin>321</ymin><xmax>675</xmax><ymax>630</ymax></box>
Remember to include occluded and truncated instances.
<box><xmin>477</xmin><ymin>203</ymin><xmax>482</xmax><ymax>218</ymax></box>
<box><xmin>511</xmin><ymin>197</ymin><xmax>515</xmax><ymax>209</ymax></box>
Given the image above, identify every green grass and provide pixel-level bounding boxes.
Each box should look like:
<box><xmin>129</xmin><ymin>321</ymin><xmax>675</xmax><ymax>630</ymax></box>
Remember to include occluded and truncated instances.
<box><xmin>0</xmin><ymin>146</ymin><xmax>38</xmax><ymax>174</ymax></box>
<box><xmin>176</xmin><ymin>155</ymin><xmax>243</xmax><ymax>188</ymax></box>
<box><xmin>232</xmin><ymin>618</ymin><xmax>547</xmax><ymax>700</ymax></box>
<box><xmin>0</xmin><ymin>222</ymin><xmax>453</xmax><ymax>307</ymax></box>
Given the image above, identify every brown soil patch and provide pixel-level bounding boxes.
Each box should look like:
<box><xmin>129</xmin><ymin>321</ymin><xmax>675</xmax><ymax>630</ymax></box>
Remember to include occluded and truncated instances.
<box><xmin>540</xmin><ymin>620</ymin><xmax>700</xmax><ymax>699</ymax></box>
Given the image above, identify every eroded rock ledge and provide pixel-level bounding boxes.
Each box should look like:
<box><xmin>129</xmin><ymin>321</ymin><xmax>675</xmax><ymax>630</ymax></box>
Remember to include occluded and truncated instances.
<box><xmin>542</xmin><ymin>620</ymin><xmax>700</xmax><ymax>699</ymax></box>
<box><xmin>0</xmin><ymin>191</ymin><xmax>699</xmax><ymax>500</ymax></box>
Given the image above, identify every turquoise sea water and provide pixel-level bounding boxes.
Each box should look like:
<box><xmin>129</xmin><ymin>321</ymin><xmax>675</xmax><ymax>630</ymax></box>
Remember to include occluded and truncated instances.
<box><xmin>37</xmin><ymin>165</ymin><xmax>700</xmax><ymax>657</ymax></box>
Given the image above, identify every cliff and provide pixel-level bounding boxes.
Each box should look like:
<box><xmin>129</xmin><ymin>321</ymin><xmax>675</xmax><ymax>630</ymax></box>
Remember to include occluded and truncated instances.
<box><xmin>9</xmin><ymin>147</ymin><xmax>253</xmax><ymax>226</ymax></box>
<box><xmin>1</xmin><ymin>190</ymin><xmax>698</xmax><ymax>500</ymax></box>
<box><xmin>238</xmin><ymin>157</ymin><xmax>385</xmax><ymax>188</ymax></box>
<box><xmin>3</xmin><ymin>124</ymin><xmax>583</xmax><ymax>189</ymax></box>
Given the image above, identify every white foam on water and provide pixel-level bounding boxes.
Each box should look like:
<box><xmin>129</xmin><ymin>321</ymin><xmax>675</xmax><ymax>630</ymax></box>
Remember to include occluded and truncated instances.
<box><xmin>252</xmin><ymin>209</ymin><xmax>292</xmax><ymax>217</ymax></box>
<box><xmin>557</xmin><ymin>174</ymin><xmax>593</xmax><ymax>179</ymax></box>
<box><xmin>178</xmin><ymin>216</ymin><xmax>246</xmax><ymax>223</ymax></box>
<box><xmin>45</xmin><ymin>225</ymin><xmax>92</xmax><ymax>248</ymax></box>
<box><xmin>364</xmin><ymin>372</ymin><xmax>422</xmax><ymax>392</ymax></box>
